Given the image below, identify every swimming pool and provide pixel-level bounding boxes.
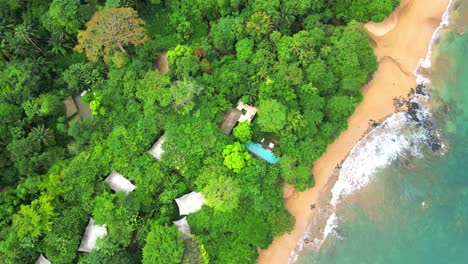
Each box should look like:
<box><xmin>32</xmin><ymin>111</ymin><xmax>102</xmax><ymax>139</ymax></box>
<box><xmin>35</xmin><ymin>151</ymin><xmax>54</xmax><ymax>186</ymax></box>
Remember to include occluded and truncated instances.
<box><xmin>244</xmin><ymin>141</ymin><xmax>279</xmax><ymax>164</ymax></box>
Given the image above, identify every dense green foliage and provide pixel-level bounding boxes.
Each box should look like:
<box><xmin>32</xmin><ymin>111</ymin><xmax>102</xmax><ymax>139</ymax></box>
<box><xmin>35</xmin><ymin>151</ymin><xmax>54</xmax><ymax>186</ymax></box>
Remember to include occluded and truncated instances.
<box><xmin>0</xmin><ymin>0</ymin><xmax>395</xmax><ymax>263</ymax></box>
<box><xmin>142</xmin><ymin>223</ymin><xmax>184</xmax><ymax>264</ymax></box>
<box><xmin>233</xmin><ymin>121</ymin><xmax>253</xmax><ymax>143</ymax></box>
<box><xmin>332</xmin><ymin>0</ymin><xmax>400</xmax><ymax>22</ymax></box>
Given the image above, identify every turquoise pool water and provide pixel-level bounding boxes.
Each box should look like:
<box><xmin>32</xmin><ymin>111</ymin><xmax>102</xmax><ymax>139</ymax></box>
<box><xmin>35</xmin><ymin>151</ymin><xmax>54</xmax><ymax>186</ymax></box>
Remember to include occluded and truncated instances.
<box><xmin>244</xmin><ymin>141</ymin><xmax>279</xmax><ymax>164</ymax></box>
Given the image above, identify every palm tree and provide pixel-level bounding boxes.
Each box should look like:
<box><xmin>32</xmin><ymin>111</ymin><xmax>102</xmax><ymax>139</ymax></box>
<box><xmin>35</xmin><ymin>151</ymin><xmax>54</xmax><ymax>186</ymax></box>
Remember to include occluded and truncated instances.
<box><xmin>14</xmin><ymin>23</ymin><xmax>45</xmax><ymax>55</ymax></box>
<box><xmin>48</xmin><ymin>31</ymin><xmax>72</xmax><ymax>56</ymax></box>
<box><xmin>0</xmin><ymin>38</ymin><xmax>12</xmax><ymax>60</ymax></box>
<box><xmin>276</xmin><ymin>5</ymin><xmax>295</xmax><ymax>28</ymax></box>
<box><xmin>243</xmin><ymin>81</ymin><xmax>259</xmax><ymax>104</ymax></box>
<box><xmin>0</xmin><ymin>20</ymin><xmax>15</xmax><ymax>60</ymax></box>
<box><xmin>8</xmin><ymin>35</ymin><xmax>32</xmax><ymax>59</ymax></box>
<box><xmin>0</xmin><ymin>20</ymin><xmax>14</xmax><ymax>33</ymax></box>
<box><xmin>30</xmin><ymin>125</ymin><xmax>55</xmax><ymax>147</ymax></box>
<box><xmin>1</xmin><ymin>25</ymin><xmax>40</xmax><ymax>60</ymax></box>
<box><xmin>290</xmin><ymin>37</ymin><xmax>316</xmax><ymax>65</ymax></box>
<box><xmin>246</xmin><ymin>11</ymin><xmax>273</xmax><ymax>41</ymax></box>
<box><xmin>320</xmin><ymin>44</ymin><xmax>333</xmax><ymax>59</ymax></box>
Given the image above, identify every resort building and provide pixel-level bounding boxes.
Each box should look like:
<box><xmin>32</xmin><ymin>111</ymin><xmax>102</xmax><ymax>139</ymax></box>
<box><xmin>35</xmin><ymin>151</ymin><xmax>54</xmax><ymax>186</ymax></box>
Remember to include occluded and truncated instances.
<box><xmin>149</xmin><ymin>134</ymin><xmax>166</xmax><ymax>160</ymax></box>
<box><xmin>104</xmin><ymin>171</ymin><xmax>136</xmax><ymax>195</ymax></box>
<box><xmin>78</xmin><ymin>218</ymin><xmax>108</xmax><ymax>253</ymax></box>
<box><xmin>35</xmin><ymin>254</ymin><xmax>51</xmax><ymax>264</ymax></box>
<box><xmin>220</xmin><ymin>100</ymin><xmax>257</xmax><ymax>135</ymax></box>
<box><xmin>219</xmin><ymin>100</ymin><xmax>278</xmax><ymax>164</ymax></box>
<box><xmin>221</xmin><ymin>108</ymin><xmax>242</xmax><ymax>135</ymax></box>
<box><xmin>63</xmin><ymin>90</ymin><xmax>93</xmax><ymax>123</ymax></box>
<box><xmin>73</xmin><ymin>90</ymin><xmax>92</xmax><ymax>119</ymax></box>
<box><xmin>63</xmin><ymin>96</ymin><xmax>81</xmax><ymax>123</ymax></box>
<box><xmin>173</xmin><ymin>216</ymin><xmax>191</xmax><ymax>239</ymax></box>
<box><xmin>64</xmin><ymin>96</ymin><xmax>78</xmax><ymax>118</ymax></box>
<box><xmin>236</xmin><ymin>101</ymin><xmax>257</xmax><ymax>122</ymax></box>
<box><xmin>175</xmin><ymin>192</ymin><xmax>205</xmax><ymax>216</ymax></box>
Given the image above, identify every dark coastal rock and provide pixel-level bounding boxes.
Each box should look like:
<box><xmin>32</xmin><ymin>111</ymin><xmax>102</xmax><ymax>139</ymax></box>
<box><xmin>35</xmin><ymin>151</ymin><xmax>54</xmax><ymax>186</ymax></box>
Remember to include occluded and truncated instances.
<box><xmin>369</xmin><ymin>119</ymin><xmax>380</xmax><ymax>128</ymax></box>
<box><xmin>403</xmin><ymin>91</ymin><xmax>443</xmax><ymax>153</ymax></box>
<box><xmin>415</xmin><ymin>84</ymin><xmax>429</xmax><ymax>95</ymax></box>
<box><xmin>390</xmin><ymin>84</ymin><xmax>444</xmax><ymax>155</ymax></box>
<box><xmin>393</xmin><ymin>96</ymin><xmax>406</xmax><ymax>109</ymax></box>
<box><xmin>408</xmin><ymin>88</ymin><xmax>415</xmax><ymax>97</ymax></box>
<box><xmin>407</xmin><ymin>104</ymin><xmax>421</xmax><ymax>122</ymax></box>
<box><xmin>410</xmin><ymin>102</ymin><xmax>420</xmax><ymax>110</ymax></box>
<box><xmin>430</xmin><ymin>140</ymin><xmax>442</xmax><ymax>151</ymax></box>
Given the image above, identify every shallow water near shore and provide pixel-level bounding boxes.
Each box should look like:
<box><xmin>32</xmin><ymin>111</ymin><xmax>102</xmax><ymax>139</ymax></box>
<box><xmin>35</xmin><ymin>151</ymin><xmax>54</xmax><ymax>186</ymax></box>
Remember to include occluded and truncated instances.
<box><xmin>297</xmin><ymin>2</ymin><xmax>468</xmax><ymax>264</ymax></box>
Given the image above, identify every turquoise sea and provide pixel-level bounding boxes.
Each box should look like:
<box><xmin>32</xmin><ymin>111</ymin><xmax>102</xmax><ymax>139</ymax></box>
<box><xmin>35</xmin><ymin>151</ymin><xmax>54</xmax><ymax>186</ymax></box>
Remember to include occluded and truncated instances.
<box><xmin>297</xmin><ymin>2</ymin><xmax>468</xmax><ymax>264</ymax></box>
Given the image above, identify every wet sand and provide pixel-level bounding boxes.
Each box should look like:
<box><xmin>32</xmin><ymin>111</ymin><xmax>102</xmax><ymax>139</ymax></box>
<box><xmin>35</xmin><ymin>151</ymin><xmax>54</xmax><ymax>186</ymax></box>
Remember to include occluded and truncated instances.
<box><xmin>258</xmin><ymin>0</ymin><xmax>451</xmax><ymax>263</ymax></box>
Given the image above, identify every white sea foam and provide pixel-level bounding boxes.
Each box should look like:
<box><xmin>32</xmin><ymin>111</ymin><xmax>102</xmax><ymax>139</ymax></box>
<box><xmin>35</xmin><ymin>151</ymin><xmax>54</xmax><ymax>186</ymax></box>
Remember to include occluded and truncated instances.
<box><xmin>288</xmin><ymin>2</ymin><xmax>453</xmax><ymax>262</ymax></box>
<box><xmin>288</xmin><ymin>213</ymin><xmax>342</xmax><ymax>263</ymax></box>
<box><xmin>416</xmin><ymin>74</ymin><xmax>432</xmax><ymax>86</ymax></box>
<box><xmin>331</xmin><ymin>0</ymin><xmax>454</xmax><ymax>215</ymax></box>
<box><xmin>288</xmin><ymin>224</ymin><xmax>312</xmax><ymax>264</ymax></box>
<box><xmin>289</xmin><ymin>103</ymin><xmax>440</xmax><ymax>263</ymax></box>
<box><xmin>288</xmin><ymin>245</ymin><xmax>300</xmax><ymax>263</ymax></box>
<box><xmin>321</xmin><ymin>213</ymin><xmax>341</xmax><ymax>244</ymax></box>
<box><xmin>330</xmin><ymin>112</ymin><xmax>428</xmax><ymax>206</ymax></box>
<box><xmin>415</xmin><ymin>0</ymin><xmax>455</xmax><ymax>83</ymax></box>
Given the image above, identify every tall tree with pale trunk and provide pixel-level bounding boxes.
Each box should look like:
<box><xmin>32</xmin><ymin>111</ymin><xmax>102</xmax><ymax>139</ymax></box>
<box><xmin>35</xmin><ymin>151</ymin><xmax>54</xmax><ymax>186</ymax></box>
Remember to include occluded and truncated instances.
<box><xmin>75</xmin><ymin>7</ymin><xmax>148</xmax><ymax>62</ymax></box>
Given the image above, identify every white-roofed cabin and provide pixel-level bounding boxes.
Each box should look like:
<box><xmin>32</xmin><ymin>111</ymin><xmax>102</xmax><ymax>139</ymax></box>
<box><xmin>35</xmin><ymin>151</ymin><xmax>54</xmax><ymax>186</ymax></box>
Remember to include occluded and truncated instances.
<box><xmin>174</xmin><ymin>192</ymin><xmax>205</xmax><ymax>216</ymax></box>
<box><xmin>78</xmin><ymin>218</ymin><xmax>108</xmax><ymax>253</ymax></box>
<box><xmin>104</xmin><ymin>171</ymin><xmax>136</xmax><ymax>195</ymax></box>
<box><xmin>149</xmin><ymin>134</ymin><xmax>166</xmax><ymax>160</ymax></box>
<box><xmin>173</xmin><ymin>216</ymin><xmax>191</xmax><ymax>239</ymax></box>
<box><xmin>35</xmin><ymin>254</ymin><xmax>51</xmax><ymax>264</ymax></box>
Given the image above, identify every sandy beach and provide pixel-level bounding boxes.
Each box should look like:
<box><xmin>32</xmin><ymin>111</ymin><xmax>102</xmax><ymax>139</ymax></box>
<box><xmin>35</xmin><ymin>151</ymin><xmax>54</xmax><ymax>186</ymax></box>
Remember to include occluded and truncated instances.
<box><xmin>258</xmin><ymin>0</ymin><xmax>452</xmax><ymax>263</ymax></box>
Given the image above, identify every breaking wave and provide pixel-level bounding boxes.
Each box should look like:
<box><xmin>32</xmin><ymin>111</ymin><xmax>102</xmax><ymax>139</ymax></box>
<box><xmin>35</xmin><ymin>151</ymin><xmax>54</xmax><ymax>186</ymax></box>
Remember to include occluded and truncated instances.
<box><xmin>331</xmin><ymin>112</ymin><xmax>423</xmax><ymax>205</ymax></box>
<box><xmin>416</xmin><ymin>0</ymin><xmax>455</xmax><ymax>84</ymax></box>
<box><xmin>289</xmin><ymin>2</ymin><xmax>454</xmax><ymax>263</ymax></box>
<box><xmin>322</xmin><ymin>0</ymin><xmax>455</xmax><ymax>247</ymax></box>
<box><xmin>327</xmin><ymin>89</ymin><xmax>444</xmax><ymax>235</ymax></box>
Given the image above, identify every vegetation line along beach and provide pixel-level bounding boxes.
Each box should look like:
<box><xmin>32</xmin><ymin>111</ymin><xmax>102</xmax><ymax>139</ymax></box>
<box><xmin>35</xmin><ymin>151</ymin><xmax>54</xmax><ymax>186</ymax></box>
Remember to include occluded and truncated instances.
<box><xmin>258</xmin><ymin>0</ymin><xmax>452</xmax><ymax>263</ymax></box>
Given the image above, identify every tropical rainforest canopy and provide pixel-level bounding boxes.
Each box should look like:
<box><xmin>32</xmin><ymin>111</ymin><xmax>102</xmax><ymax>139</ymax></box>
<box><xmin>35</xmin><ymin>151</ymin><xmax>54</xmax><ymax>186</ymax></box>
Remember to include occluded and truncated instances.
<box><xmin>0</xmin><ymin>0</ymin><xmax>398</xmax><ymax>263</ymax></box>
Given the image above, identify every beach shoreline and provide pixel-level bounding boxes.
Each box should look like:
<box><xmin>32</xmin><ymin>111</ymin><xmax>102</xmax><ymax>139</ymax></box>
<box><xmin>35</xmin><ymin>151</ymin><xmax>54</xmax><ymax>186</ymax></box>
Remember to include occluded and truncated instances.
<box><xmin>257</xmin><ymin>0</ymin><xmax>452</xmax><ymax>263</ymax></box>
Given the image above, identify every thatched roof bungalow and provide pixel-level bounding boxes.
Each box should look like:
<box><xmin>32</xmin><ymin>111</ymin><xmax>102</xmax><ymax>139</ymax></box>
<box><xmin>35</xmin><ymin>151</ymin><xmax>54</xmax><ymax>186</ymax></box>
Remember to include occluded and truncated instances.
<box><xmin>220</xmin><ymin>108</ymin><xmax>242</xmax><ymax>135</ymax></box>
<box><xmin>220</xmin><ymin>100</ymin><xmax>257</xmax><ymax>135</ymax></box>
<box><xmin>63</xmin><ymin>96</ymin><xmax>78</xmax><ymax>118</ymax></box>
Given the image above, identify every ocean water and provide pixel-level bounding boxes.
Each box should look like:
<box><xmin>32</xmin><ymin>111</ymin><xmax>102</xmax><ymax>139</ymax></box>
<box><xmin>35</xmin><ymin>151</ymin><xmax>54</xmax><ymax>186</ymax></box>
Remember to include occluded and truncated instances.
<box><xmin>296</xmin><ymin>2</ymin><xmax>468</xmax><ymax>264</ymax></box>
